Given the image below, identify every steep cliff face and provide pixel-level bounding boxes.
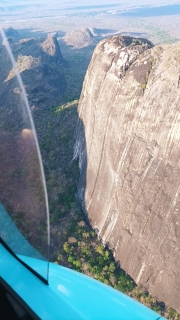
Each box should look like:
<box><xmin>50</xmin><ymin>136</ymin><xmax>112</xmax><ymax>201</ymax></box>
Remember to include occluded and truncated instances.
<box><xmin>75</xmin><ymin>36</ymin><xmax>180</xmax><ymax>311</ymax></box>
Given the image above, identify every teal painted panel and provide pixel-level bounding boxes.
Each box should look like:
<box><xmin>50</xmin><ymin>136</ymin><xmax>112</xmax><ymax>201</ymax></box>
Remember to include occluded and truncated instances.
<box><xmin>0</xmin><ymin>244</ymin><xmax>166</xmax><ymax>320</ymax></box>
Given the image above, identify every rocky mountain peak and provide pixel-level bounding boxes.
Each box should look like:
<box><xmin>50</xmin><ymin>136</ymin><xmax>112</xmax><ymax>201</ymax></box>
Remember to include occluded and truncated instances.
<box><xmin>99</xmin><ymin>35</ymin><xmax>152</xmax><ymax>79</ymax></box>
<box><xmin>41</xmin><ymin>34</ymin><xmax>64</xmax><ymax>64</ymax></box>
<box><xmin>63</xmin><ymin>28</ymin><xmax>96</xmax><ymax>49</ymax></box>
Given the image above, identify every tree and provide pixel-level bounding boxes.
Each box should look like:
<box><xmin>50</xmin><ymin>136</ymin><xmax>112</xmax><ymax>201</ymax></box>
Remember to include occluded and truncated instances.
<box><xmin>74</xmin><ymin>260</ymin><xmax>81</xmax><ymax>269</ymax></box>
<box><xmin>109</xmin><ymin>262</ymin><xmax>115</xmax><ymax>273</ymax></box>
<box><xmin>63</xmin><ymin>242</ymin><xmax>70</xmax><ymax>253</ymax></box>
<box><xmin>68</xmin><ymin>256</ymin><xmax>74</xmax><ymax>263</ymax></box>
<box><xmin>104</xmin><ymin>250</ymin><xmax>109</xmax><ymax>260</ymax></box>
<box><xmin>95</xmin><ymin>245</ymin><xmax>104</xmax><ymax>255</ymax></box>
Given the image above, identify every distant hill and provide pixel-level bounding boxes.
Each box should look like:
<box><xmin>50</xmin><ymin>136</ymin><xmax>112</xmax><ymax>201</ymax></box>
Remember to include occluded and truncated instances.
<box><xmin>63</xmin><ymin>28</ymin><xmax>96</xmax><ymax>49</ymax></box>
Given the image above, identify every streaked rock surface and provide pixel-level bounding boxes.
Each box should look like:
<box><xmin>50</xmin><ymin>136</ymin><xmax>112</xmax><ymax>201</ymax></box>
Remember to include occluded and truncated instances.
<box><xmin>75</xmin><ymin>36</ymin><xmax>180</xmax><ymax>311</ymax></box>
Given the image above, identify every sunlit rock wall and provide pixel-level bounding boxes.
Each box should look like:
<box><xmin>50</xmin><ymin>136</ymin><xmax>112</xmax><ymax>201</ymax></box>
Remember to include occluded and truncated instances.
<box><xmin>74</xmin><ymin>36</ymin><xmax>180</xmax><ymax>311</ymax></box>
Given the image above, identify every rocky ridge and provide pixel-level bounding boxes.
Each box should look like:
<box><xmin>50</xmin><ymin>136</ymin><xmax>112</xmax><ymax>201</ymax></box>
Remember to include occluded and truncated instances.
<box><xmin>75</xmin><ymin>35</ymin><xmax>180</xmax><ymax>312</ymax></box>
<box><xmin>1</xmin><ymin>35</ymin><xmax>66</xmax><ymax>108</ymax></box>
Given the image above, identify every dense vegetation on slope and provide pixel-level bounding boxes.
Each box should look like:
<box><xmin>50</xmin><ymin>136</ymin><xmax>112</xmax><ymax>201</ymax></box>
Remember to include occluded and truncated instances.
<box><xmin>32</xmin><ymin>43</ymin><xmax>180</xmax><ymax>320</ymax></box>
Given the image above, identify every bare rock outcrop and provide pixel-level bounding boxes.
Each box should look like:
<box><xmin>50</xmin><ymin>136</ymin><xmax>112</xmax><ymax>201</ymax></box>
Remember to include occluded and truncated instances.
<box><xmin>75</xmin><ymin>36</ymin><xmax>180</xmax><ymax>311</ymax></box>
<box><xmin>63</xmin><ymin>28</ymin><xmax>96</xmax><ymax>49</ymax></box>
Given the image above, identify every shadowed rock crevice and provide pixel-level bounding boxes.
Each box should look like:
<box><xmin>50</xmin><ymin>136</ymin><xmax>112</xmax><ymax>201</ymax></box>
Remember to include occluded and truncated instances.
<box><xmin>73</xmin><ymin>118</ymin><xmax>87</xmax><ymax>219</ymax></box>
<box><xmin>75</xmin><ymin>35</ymin><xmax>180</xmax><ymax>312</ymax></box>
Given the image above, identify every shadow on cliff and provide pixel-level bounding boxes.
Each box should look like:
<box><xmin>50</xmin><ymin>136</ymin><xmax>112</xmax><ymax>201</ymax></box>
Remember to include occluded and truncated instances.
<box><xmin>73</xmin><ymin>115</ymin><xmax>89</xmax><ymax>222</ymax></box>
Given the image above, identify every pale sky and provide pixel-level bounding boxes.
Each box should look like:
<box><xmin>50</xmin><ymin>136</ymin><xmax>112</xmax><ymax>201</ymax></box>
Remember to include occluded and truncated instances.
<box><xmin>1</xmin><ymin>0</ymin><xmax>180</xmax><ymax>9</ymax></box>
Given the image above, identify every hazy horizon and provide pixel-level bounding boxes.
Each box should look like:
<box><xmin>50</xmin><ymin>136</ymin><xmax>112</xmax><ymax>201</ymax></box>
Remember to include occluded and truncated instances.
<box><xmin>1</xmin><ymin>0</ymin><xmax>180</xmax><ymax>45</ymax></box>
